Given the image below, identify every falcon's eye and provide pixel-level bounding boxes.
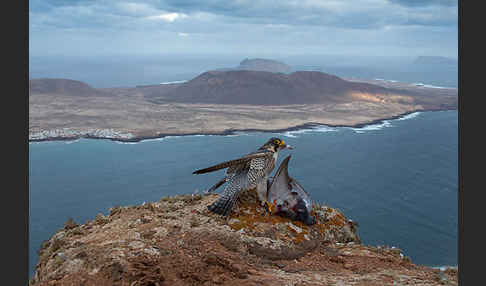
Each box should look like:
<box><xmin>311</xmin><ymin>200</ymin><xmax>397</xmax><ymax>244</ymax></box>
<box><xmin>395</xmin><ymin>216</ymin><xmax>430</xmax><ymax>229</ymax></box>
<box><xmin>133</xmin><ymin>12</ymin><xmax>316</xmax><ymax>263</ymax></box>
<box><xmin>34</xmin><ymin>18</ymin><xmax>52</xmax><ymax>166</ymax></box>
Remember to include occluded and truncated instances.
<box><xmin>274</xmin><ymin>139</ymin><xmax>282</xmax><ymax>145</ymax></box>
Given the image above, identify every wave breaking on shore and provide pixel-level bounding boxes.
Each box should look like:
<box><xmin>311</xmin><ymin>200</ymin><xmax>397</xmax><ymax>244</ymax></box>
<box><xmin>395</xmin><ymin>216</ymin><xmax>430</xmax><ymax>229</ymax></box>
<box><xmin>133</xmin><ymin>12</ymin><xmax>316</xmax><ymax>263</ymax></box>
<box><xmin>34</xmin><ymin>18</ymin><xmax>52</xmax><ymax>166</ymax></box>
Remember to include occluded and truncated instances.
<box><xmin>281</xmin><ymin>125</ymin><xmax>338</xmax><ymax>138</ymax></box>
<box><xmin>29</xmin><ymin>111</ymin><xmax>429</xmax><ymax>144</ymax></box>
<box><xmin>159</xmin><ymin>80</ymin><xmax>188</xmax><ymax>85</ymax></box>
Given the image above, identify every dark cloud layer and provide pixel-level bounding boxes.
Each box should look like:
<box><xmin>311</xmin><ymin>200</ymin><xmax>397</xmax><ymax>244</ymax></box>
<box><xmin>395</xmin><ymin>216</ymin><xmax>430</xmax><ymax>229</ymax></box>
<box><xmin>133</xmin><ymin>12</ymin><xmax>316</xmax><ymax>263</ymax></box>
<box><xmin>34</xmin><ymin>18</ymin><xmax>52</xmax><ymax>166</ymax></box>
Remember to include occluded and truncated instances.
<box><xmin>29</xmin><ymin>0</ymin><xmax>458</xmax><ymax>57</ymax></box>
<box><xmin>159</xmin><ymin>0</ymin><xmax>457</xmax><ymax>28</ymax></box>
<box><xmin>30</xmin><ymin>0</ymin><xmax>96</xmax><ymax>12</ymax></box>
<box><xmin>388</xmin><ymin>0</ymin><xmax>457</xmax><ymax>7</ymax></box>
<box><xmin>30</xmin><ymin>0</ymin><xmax>458</xmax><ymax>29</ymax></box>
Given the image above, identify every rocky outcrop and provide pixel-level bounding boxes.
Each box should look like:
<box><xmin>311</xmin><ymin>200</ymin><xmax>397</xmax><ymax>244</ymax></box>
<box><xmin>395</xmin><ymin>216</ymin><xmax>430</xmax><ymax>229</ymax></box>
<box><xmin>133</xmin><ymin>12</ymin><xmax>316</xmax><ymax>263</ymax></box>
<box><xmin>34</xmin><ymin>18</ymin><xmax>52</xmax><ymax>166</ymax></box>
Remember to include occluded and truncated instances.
<box><xmin>30</xmin><ymin>190</ymin><xmax>457</xmax><ymax>286</ymax></box>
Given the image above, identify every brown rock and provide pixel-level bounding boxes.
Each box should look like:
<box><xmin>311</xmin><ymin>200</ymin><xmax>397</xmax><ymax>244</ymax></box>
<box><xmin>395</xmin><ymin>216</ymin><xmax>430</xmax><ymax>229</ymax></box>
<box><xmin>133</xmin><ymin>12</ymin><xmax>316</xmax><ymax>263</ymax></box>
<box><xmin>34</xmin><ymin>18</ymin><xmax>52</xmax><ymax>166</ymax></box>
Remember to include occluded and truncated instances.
<box><xmin>29</xmin><ymin>192</ymin><xmax>457</xmax><ymax>286</ymax></box>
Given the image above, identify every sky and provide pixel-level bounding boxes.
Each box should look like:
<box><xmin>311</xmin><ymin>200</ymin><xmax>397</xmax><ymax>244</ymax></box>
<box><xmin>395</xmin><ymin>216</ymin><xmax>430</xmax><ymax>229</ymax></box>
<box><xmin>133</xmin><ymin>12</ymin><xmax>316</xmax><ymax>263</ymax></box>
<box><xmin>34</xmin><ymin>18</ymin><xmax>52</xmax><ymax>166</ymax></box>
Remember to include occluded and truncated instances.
<box><xmin>29</xmin><ymin>0</ymin><xmax>458</xmax><ymax>59</ymax></box>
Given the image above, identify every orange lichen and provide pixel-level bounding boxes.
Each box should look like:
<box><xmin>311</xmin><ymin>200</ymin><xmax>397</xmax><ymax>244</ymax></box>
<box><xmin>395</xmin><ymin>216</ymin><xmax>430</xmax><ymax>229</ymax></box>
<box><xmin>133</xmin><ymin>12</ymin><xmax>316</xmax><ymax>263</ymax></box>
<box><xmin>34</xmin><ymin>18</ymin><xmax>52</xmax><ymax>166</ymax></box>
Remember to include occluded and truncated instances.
<box><xmin>228</xmin><ymin>203</ymin><xmax>289</xmax><ymax>231</ymax></box>
<box><xmin>327</xmin><ymin>212</ymin><xmax>346</xmax><ymax>228</ymax></box>
<box><xmin>226</xmin><ymin>201</ymin><xmax>317</xmax><ymax>244</ymax></box>
<box><xmin>222</xmin><ymin>189</ymin><xmax>354</xmax><ymax>245</ymax></box>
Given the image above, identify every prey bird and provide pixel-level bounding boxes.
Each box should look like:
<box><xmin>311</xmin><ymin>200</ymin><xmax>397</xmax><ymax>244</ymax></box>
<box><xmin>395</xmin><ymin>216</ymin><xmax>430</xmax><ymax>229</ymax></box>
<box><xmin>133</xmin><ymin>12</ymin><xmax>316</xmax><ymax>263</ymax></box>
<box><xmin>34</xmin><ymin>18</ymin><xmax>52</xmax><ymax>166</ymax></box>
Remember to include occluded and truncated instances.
<box><xmin>266</xmin><ymin>155</ymin><xmax>316</xmax><ymax>225</ymax></box>
<box><xmin>193</xmin><ymin>137</ymin><xmax>293</xmax><ymax>216</ymax></box>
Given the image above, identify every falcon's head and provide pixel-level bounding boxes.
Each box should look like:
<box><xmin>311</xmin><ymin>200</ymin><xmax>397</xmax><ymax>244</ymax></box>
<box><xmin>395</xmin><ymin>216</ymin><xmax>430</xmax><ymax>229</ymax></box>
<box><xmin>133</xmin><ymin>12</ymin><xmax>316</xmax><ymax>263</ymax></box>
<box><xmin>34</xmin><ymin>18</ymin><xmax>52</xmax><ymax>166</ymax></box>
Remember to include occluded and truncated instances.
<box><xmin>260</xmin><ymin>137</ymin><xmax>293</xmax><ymax>152</ymax></box>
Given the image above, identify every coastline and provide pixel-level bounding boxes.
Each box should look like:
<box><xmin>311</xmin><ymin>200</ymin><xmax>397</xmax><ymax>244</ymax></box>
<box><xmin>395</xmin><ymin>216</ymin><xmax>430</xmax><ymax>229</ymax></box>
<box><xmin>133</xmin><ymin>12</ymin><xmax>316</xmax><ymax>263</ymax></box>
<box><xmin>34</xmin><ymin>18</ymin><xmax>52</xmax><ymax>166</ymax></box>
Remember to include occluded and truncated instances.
<box><xmin>29</xmin><ymin>107</ymin><xmax>456</xmax><ymax>144</ymax></box>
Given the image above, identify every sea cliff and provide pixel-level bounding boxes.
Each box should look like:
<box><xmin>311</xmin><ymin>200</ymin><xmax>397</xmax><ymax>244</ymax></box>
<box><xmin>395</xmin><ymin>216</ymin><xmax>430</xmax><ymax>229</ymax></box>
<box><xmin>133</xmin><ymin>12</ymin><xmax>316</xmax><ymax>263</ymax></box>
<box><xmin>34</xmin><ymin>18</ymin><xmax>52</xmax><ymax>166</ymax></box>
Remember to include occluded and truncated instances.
<box><xmin>30</xmin><ymin>190</ymin><xmax>457</xmax><ymax>286</ymax></box>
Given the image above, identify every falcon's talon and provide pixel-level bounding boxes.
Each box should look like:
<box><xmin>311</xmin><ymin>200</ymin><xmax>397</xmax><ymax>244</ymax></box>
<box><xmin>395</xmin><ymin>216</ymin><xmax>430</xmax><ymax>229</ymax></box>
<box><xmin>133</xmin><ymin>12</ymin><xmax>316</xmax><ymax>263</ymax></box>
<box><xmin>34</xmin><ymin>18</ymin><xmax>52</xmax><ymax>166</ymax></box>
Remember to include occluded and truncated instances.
<box><xmin>264</xmin><ymin>201</ymin><xmax>276</xmax><ymax>215</ymax></box>
<box><xmin>264</xmin><ymin>201</ymin><xmax>270</xmax><ymax>213</ymax></box>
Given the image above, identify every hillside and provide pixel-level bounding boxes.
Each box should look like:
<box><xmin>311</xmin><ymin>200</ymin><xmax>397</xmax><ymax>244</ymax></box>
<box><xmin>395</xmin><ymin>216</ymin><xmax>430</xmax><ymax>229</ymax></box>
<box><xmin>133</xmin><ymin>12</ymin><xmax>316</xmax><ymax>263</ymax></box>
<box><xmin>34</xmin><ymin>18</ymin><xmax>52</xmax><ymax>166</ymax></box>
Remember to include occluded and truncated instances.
<box><xmin>29</xmin><ymin>78</ymin><xmax>107</xmax><ymax>97</ymax></box>
<box><xmin>30</xmin><ymin>190</ymin><xmax>457</xmax><ymax>285</ymax></box>
<box><xmin>151</xmin><ymin>70</ymin><xmax>417</xmax><ymax>105</ymax></box>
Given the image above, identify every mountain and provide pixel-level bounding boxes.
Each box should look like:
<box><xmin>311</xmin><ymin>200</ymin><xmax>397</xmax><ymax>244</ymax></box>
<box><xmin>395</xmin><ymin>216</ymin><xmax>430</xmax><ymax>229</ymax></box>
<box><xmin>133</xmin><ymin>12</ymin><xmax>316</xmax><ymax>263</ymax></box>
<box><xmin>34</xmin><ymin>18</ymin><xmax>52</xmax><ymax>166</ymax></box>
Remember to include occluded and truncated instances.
<box><xmin>29</xmin><ymin>78</ymin><xmax>106</xmax><ymax>96</ymax></box>
<box><xmin>213</xmin><ymin>58</ymin><xmax>292</xmax><ymax>74</ymax></box>
<box><xmin>152</xmin><ymin>70</ymin><xmax>409</xmax><ymax>105</ymax></box>
<box><xmin>237</xmin><ymin>58</ymin><xmax>292</xmax><ymax>73</ymax></box>
<box><xmin>414</xmin><ymin>56</ymin><xmax>457</xmax><ymax>65</ymax></box>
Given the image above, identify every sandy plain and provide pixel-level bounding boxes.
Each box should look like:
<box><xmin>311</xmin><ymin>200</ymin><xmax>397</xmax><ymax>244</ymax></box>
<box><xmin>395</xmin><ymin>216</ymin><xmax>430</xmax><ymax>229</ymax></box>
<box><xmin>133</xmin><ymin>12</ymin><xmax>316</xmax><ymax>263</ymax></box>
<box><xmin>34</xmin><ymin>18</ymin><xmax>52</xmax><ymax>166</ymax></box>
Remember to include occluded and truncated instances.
<box><xmin>29</xmin><ymin>79</ymin><xmax>457</xmax><ymax>142</ymax></box>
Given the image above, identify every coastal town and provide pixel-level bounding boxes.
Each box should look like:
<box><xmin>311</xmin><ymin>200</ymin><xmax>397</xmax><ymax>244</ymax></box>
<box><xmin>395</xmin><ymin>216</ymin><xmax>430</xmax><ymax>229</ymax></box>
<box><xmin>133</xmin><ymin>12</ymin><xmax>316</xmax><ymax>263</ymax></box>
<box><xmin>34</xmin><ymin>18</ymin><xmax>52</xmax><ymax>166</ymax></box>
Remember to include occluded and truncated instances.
<box><xmin>29</xmin><ymin>128</ymin><xmax>134</xmax><ymax>141</ymax></box>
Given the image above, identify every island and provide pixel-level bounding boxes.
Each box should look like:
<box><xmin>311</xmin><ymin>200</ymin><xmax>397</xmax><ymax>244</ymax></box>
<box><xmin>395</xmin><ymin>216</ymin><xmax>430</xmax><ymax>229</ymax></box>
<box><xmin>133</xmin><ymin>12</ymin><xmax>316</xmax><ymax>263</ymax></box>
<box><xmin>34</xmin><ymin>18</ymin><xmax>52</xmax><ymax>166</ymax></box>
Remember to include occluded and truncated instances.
<box><xmin>213</xmin><ymin>58</ymin><xmax>292</xmax><ymax>73</ymax></box>
<box><xmin>29</xmin><ymin>63</ymin><xmax>458</xmax><ymax>142</ymax></box>
<box><xmin>413</xmin><ymin>56</ymin><xmax>458</xmax><ymax>65</ymax></box>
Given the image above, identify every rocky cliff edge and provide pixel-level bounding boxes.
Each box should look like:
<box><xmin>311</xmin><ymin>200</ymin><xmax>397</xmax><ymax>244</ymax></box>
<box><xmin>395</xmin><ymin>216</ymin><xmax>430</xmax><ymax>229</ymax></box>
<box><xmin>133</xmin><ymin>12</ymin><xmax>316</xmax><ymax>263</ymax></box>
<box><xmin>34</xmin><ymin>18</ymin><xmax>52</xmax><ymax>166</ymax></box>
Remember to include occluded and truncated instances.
<box><xmin>30</xmin><ymin>190</ymin><xmax>458</xmax><ymax>286</ymax></box>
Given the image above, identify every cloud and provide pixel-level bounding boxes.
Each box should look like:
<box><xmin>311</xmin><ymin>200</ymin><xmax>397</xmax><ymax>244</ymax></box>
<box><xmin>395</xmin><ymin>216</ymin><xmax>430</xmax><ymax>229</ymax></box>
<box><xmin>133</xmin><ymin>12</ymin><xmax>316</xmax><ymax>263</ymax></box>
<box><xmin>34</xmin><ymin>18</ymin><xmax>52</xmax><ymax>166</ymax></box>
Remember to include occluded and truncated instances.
<box><xmin>387</xmin><ymin>0</ymin><xmax>457</xmax><ymax>7</ymax></box>
<box><xmin>29</xmin><ymin>0</ymin><xmax>457</xmax><ymax>31</ymax></box>
<box><xmin>28</xmin><ymin>0</ymin><xmax>457</xmax><ymax>58</ymax></box>
<box><xmin>146</xmin><ymin>12</ymin><xmax>188</xmax><ymax>22</ymax></box>
<box><xmin>159</xmin><ymin>0</ymin><xmax>457</xmax><ymax>28</ymax></box>
<box><xmin>116</xmin><ymin>2</ymin><xmax>158</xmax><ymax>16</ymax></box>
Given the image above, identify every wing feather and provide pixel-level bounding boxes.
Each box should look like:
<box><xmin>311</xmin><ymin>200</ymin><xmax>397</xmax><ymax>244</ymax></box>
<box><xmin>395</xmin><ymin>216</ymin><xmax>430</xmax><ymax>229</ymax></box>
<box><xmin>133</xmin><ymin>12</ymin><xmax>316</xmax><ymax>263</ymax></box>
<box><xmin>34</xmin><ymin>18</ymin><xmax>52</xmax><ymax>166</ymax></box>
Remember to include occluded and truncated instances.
<box><xmin>267</xmin><ymin>155</ymin><xmax>292</xmax><ymax>203</ymax></box>
<box><xmin>289</xmin><ymin>179</ymin><xmax>313</xmax><ymax>211</ymax></box>
<box><xmin>193</xmin><ymin>151</ymin><xmax>271</xmax><ymax>175</ymax></box>
<box><xmin>267</xmin><ymin>155</ymin><xmax>313</xmax><ymax>210</ymax></box>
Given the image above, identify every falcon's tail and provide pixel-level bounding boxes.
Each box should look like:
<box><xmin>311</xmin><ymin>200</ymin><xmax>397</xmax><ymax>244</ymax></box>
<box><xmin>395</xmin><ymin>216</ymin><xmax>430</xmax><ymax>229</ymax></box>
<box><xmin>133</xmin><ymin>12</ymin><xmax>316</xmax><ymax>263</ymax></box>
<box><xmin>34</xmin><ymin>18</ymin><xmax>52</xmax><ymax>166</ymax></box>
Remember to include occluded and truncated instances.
<box><xmin>207</xmin><ymin>186</ymin><xmax>240</xmax><ymax>216</ymax></box>
<box><xmin>207</xmin><ymin>173</ymin><xmax>248</xmax><ymax>216</ymax></box>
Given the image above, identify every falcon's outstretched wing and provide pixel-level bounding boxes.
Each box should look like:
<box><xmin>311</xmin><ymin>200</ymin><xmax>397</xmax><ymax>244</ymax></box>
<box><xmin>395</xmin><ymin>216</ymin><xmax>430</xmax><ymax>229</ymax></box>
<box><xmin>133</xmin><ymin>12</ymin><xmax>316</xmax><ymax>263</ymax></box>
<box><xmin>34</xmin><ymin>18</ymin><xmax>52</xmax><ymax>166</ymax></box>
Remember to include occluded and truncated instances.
<box><xmin>266</xmin><ymin>155</ymin><xmax>315</xmax><ymax>225</ymax></box>
<box><xmin>267</xmin><ymin>155</ymin><xmax>292</xmax><ymax>204</ymax></box>
<box><xmin>193</xmin><ymin>151</ymin><xmax>271</xmax><ymax>175</ymax></box>
<box><xmin>289</xmin><ymin>179</ymin><xmax>313</xmax><ymax>212</ymax></box>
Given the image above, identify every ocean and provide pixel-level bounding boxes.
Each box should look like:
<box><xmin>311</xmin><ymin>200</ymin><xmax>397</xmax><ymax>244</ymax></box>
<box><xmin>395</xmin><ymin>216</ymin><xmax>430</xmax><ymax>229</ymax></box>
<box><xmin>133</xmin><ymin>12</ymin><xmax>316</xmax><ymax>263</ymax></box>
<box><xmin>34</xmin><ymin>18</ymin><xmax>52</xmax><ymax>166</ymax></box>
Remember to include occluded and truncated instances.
<box><xmin>29</xmin><ymin>110</ymin><xmax>458</xmax><ymax>277</ymax></box>
<box><xmin>28</xmin><ymin>54</ymin><xmax>458</xmax><ymax>88</ymax></box>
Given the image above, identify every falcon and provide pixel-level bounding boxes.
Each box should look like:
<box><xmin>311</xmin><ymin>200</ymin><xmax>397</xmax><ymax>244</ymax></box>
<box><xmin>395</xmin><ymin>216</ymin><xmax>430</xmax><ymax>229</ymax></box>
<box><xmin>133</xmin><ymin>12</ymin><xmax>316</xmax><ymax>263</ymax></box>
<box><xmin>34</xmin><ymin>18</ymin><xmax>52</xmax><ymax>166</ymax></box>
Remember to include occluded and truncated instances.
<box><xmin>193</xmin><ymin>137</ymin><xmax>292</xmax><ymax>216</ymax></box>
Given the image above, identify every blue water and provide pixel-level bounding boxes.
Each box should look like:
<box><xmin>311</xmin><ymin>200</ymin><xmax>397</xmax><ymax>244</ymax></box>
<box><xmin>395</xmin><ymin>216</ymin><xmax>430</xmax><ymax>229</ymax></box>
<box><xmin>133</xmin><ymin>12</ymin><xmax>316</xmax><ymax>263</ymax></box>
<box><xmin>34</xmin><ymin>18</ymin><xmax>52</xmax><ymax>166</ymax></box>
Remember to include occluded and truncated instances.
<box><xmin>29</xmin><ymin>54</ymin><xmax>457</xmax><ymax>88</ymax></box>
<box><xmin>29</xmin><ymin>110</ymin><xmax>458</xmax><ymax>277</ymax></box>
